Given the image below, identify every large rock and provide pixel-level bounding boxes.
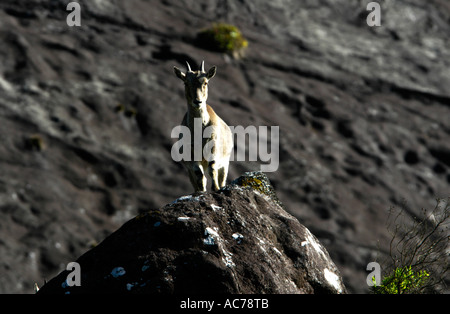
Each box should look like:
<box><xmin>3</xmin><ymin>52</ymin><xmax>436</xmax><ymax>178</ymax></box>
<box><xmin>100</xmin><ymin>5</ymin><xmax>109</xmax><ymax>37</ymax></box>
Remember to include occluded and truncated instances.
<box><xmin>37</xmin><ymin>173</ymin><xmax>346</xmax><ymax>294</ymax></box>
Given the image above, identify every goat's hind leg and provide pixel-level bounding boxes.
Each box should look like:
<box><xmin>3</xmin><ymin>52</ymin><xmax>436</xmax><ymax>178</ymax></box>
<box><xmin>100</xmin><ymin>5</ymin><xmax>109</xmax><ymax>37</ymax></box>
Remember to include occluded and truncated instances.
<box><xmin>217</xmin><ymin>164</ymin><xmax>228</xmax><ymax>188</ymax></box>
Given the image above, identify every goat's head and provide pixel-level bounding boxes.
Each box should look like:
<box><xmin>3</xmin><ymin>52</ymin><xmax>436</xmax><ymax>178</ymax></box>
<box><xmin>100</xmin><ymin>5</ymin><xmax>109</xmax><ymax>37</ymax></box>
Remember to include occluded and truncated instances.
<box><xmin>174</xmin><ymin>61</ymin><xmax>217</xmax><ymax>107</ymax></box>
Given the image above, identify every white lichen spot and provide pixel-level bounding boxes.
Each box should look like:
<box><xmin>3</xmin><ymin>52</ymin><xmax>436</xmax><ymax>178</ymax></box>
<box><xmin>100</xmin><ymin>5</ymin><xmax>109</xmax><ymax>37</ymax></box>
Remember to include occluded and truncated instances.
<box><xmin>256</xmin><ymin>237</ymin><xmax>267</xmax><ymax>254</ymax></box>
<box><xmin>171</xmin><ymin>194</ymin><xmax>204</xmax><ymax>204</ymax></box>
<box><xmin>303</xmin><ymin>229</ymin><xmax>327</xmax><ymax>259</ymax></box>
<box><xmin>204</xmin><ymin>227</ymin><xmax>235</xmax><ymax>268</ymax></box>
<box><xmin>205</xmin><ymin>227</ymin><xmax>218</xmax><ymax>237</ymax></box>
<box><xmin>11</xmin><ymin>192</ymin><xmax>18</xmax><ymax>201</ymax></box>
<box><xmin>204</xmin><ymin>236</ymin><xmax>215</xmax><ymax>246</ymax></box>
<box><xmin>222</xmin><ymin>250</ymin><xmax>236</xmax><ymax>268</ymax></box>
<box><xmin>232</xmin><ymin>210</ymin><xmax>246</xmax><ymax>227</ymax></box>
<box><xmin>285</xmin><ymin>278</ymin><xmax>299</xmax><ymax>291</ymax></box>
<box><xmin>177</xmin><ymin>216</ymin><xmax>190</xmax><ymax>221</ymax></box>
<box><xmin>204</xmin><ymin>227</ymin><xmax>219</xmax><ymax>246</ymax></box>
<box><xmin>232</xmin><ymin>233</ymin><xmax>243</xmax><ymax>244</ymax></box>
<box><xmin>210</xmin><ymin>204</ymin><xmax>223</xmax><ymax>212</ymax></box>
<box><xmin>272</xmin><ymin>247</ymin><xmax>282</xmax><ymax>256</ymax></box>
<box><xmin>111</xmin><ymin>267</ymin><xmax>126</xmax><ymax>278</ymax></box>
<box><xmin>324</xmin><ymin>268</ymin><xmax>343</xmax><ymax>293</ymax></box>
<box><xmin>172</xmin><ymin>195</ymin><xmax>192</xmax><ymax>203</ymax></box>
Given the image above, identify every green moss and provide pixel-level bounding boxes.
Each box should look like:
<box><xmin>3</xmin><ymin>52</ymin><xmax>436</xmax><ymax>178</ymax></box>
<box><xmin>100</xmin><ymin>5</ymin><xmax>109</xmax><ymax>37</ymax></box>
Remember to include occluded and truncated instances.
<box><xmin>239</xmin><ymin>177</ymin><xmax>264</xmax><ymax>192</ymax></box>
<box><xmin>124</xmin><ymin>107</ymin><xmax>137</xmax><ymax>118</ymax></box>
<box><xmin>115</xmin><ymin>104</ymin><xmax>137</xmax><ymax>119</ymax></box>
<box><xmin>197</xmin><ymin>23</ymin><xmax>248</xmax><ymax>56</ymax></box>
<box><xmin>25</xmin><ymin>134</ymin><xmax>45</xmax><ymax>151</ymax></box>
<box><xmin>231</xmin><ymin>172</ymin><xmax>283</xmax><ymax>208</ymax></box>
<box><xmin>114</xmin><ymin>103</ymin><xmax>125</xmax><ymax>113</ymax></box>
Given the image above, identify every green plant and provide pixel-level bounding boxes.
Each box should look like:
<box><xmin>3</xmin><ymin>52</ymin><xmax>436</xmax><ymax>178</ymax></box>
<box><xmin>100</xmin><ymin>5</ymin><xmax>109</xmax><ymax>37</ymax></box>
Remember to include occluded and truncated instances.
<box><xmin>114</xmin><ymin>104</ymin><xmax>137</xmax><ymax>119</ymax></box>
<box><xmin>371</xmin><ymin>266</ymin><xmax>430</xmax><ymax>294</ymax></box>
<box><xmin>230</xmin><ymin>172</ymin><xmax>284</xmax><ymax>208</ymax></box>
<box><xmin>114</xmin><ymin>103</ymin><xmax>125</xmax><ymax>113</ymax></box>
<box><xmin>372</xmin><ymin>198</ymin><xmax>449</xmax><ymax>294</ymax></box>
<box><xmin>197</xmin><ymin>23</ymin><xmax>248</xmax><ymax>55</ymax></box>
<box><xmin>25</xmin><ymin>134</ymin><xmax>45</xmax><ymax>151</ymax></box>
<box><xmin>124</xmin><ymin>107</ymin><xmax>137</xmax><ymax>118</ymax></box>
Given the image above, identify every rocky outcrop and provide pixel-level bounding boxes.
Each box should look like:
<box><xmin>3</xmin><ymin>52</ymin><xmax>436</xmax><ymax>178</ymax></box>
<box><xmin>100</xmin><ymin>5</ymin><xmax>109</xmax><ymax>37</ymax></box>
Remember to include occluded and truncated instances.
<box><xmin>37</xmin><ymin>173</ymin><xmax>346</xmax><ymax>294</ymax></box>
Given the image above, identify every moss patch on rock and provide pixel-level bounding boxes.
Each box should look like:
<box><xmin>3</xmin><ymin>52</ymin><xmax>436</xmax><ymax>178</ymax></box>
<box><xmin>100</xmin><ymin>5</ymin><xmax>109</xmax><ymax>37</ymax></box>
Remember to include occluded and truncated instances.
<box><xmin>196</xmin><ymin>23</ymin><xmax>248</xmax><ymax>57</ymax></box>
<box><xmin>230</xmin><ymin>171</ymin><xmax>284</xmax><ymax>209</ymax></box>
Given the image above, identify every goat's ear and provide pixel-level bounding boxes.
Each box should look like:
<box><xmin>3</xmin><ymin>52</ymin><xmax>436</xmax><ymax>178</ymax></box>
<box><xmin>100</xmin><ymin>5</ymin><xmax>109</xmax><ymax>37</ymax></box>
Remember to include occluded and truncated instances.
<box><xmin>174</xmin><ymin>66</ymin><xmax>186</xmax><ymax>81</ymax></box>
<box><xmin>206</xmin><ymin>66</ymin><xmax>217</xmax><ymax>80</ymax></box>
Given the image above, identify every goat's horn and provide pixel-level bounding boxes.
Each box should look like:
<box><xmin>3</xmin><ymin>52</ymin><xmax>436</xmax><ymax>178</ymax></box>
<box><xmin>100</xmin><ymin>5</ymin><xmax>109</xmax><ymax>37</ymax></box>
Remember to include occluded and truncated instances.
<box><xmin>201</xmin><ymin>60</ymin><xmax>205</xmax><ymax>72</ymax></box>
<box><xmin>186</xmin><ymin>61</ymin><xmax>192</xmax><ymax>72</ymax></box>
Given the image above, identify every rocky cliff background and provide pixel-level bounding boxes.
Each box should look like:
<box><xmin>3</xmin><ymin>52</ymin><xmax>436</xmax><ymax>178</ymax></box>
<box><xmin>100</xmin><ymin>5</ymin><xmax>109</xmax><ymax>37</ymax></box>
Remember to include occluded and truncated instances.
<box><xmin>0</xmin><ymin>0</ymin><xmax>449</xmax><ymax>293</ymax></box>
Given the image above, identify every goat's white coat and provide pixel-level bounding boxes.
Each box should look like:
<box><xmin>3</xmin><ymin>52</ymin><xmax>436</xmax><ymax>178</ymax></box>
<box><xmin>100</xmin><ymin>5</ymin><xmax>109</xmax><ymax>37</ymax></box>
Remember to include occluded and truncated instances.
<box><xmin>173</xmin><ymin>61</ymin><xmax>233</xmax><ymax>192</ymax></box>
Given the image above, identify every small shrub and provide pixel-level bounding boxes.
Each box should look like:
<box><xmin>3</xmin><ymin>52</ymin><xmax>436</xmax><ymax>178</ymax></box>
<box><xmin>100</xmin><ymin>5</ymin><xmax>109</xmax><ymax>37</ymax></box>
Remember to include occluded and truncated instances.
<box><xmin>25</xmin><ymin>134</ymin><xmax>45</xmax><ymax>151</ymax></box>
<box><xmin>197</xmin><ymin>23</ymin><xmax>248</xmax><ymax>56</ymax></box>
<box><xmin>372</xmin><ymin>198</ymin><xmax>449</xmax><ymax>294</ymax></box>
<box><xmin>114</xmin><ymin>103</ymin><xmax>125</xmax><ymax>113</ymax></box>
<box><xmin>371</xmin><ymin>266</ymin><xmax>430</xmax><ymax>294</ymax></box>
<box><xmin>114</xmin><ymin>104</ymin><xmax>137</xmax><ymax>119</ymax></box>
<box><xmin>230</xmin><ymin>171</ymin><xmax>284</xmax><ymax>208</ymax></box>
<box><xmin>124</xmin><ymin>107</ymin><xmax>137</xmax><ymax>118</ymax></box>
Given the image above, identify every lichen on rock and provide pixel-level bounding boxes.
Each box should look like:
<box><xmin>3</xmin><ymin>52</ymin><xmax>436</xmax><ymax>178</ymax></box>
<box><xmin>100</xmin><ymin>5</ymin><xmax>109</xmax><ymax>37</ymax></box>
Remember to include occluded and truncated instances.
<box><xmin>229</xmin><ymin>171</ymin><xmax>284</xmax><ymax>209</ymax></box>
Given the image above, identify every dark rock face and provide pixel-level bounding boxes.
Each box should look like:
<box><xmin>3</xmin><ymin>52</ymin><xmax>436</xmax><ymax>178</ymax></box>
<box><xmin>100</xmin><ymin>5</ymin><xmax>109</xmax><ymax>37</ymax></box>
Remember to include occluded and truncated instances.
<box><xmin>38</xmin><ymin>173</ymin><xmax>346</xmax><ymax>294</ymax></box>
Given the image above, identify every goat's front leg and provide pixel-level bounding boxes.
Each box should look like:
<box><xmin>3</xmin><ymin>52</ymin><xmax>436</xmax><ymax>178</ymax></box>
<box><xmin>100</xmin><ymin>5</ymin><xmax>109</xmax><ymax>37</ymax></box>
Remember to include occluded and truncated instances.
<box><xmin>208</xmin><ymin>161</ymin><xmax>220</xmax><ymax>191</ymax></box>
<box><xmin>187</xmin><ymin>162</ymin><xmax>207</xmax><ymax>192</ymax></box>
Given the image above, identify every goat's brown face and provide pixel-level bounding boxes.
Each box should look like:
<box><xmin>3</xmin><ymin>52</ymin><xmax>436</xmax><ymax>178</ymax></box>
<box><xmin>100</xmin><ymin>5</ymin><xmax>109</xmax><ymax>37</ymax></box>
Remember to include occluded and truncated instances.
<box><xmin>174</xmin><ymin>63</ymin><xmax>217</xmax><ymax>108</ymax></box>
<box><xmin>185</xmin><ymin>72</ymin><xmax>209</xmax><ymax>107</ymax></box>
